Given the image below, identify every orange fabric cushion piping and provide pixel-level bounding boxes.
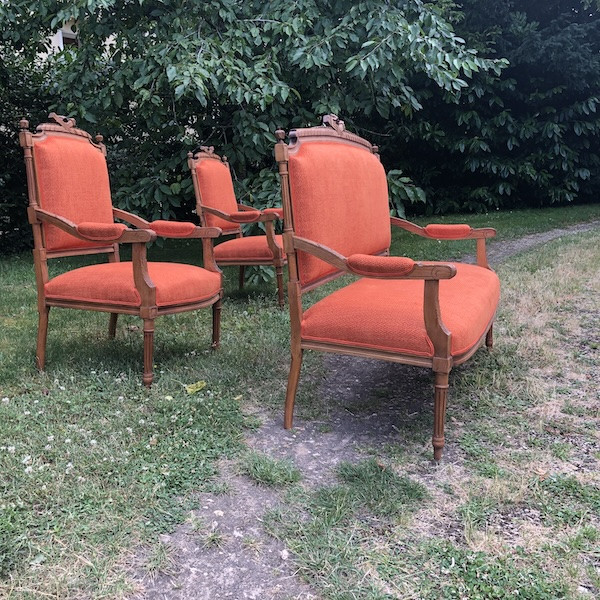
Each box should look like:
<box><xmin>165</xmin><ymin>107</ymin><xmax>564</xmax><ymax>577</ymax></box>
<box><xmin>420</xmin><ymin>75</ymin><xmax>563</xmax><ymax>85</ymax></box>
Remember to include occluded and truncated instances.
<box><xmin>229</xmin><ymin>210</ymin><xmax>261</xmax><ymax>223</ymax></box>
<box><xmin>347</xmin><ymin>254</ymin><xmax>415</xmax><ymax>278</ymax></box>
<box><xmin>424</xmin><ymin>224</ymin><xmax>472</xmax><ymax>239</ymax></box>
<box><xmin>214</xmin><ymin>235</ymin><xmax>285</xmax><ymax>262</ymax></box>
<box><xmin>196</xmin><ymin>159</ymin><xmax>240</xmax><ymax>232</ymax></box>
<box><xmin>149</xmin><ymin>220</ymin><xmax>197</xmax><ymax>237</ymax></box>
<box><xmin>263</xmin><ymin>207</ymin><xmax>284</xmax><ymax>219</ymax></box>
<box><xmin>288</xmin><ymin>141</ymin><xmax>391</xmax><ymax>288</ymax></box>
<box><xmin>45</xmin><ymin>262</ymin><xmax>222</xmax><ymax>307</ymax></box>
<box><xmin>301</xmin><ymin>263</ymin><xmax>499</xmax><ymax>358</ymax></box>
<box><xmin>34</xmin><ymin>135</ymin><xmax>115</xmax><ymax>252</ymax></box>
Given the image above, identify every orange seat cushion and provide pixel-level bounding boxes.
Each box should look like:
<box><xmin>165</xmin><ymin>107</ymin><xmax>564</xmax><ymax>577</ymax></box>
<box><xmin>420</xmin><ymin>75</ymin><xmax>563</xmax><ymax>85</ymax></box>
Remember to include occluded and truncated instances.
<box><xmin>214</xmin><ymin>235</ymin><xmax>285</xmax><ymax>262</ymax></box>
<box><xmin>302</xmin><ymin>263</ymin><xmax>500</xmax><ymax>358</ymax></box>
<box><xmin>34</xmin><ymin>135</ymin><xmax>116</xmax><ymax>252</ymax></box>
<box><xmin>45</xmin><ymin>262</ymin><xmax>222</xmax><ymax>308</ymax></box>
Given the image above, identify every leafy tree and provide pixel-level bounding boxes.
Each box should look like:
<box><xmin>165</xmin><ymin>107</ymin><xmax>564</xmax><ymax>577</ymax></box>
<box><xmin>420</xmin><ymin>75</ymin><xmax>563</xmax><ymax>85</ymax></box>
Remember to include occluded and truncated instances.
<box><xmin>0</xmin><ymin>0</ymin><xmax>503</xmax><ymax>258</ymax></box>
<box><xmin>390</xmin><ymin>0</ymin><xmax>600</xmax><ymax>213</ymax></box>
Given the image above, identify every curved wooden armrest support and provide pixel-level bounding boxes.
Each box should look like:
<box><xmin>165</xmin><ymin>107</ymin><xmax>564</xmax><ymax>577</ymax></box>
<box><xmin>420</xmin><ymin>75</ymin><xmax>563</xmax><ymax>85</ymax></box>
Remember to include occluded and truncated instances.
<box><xmin>32</xmin><ymin>208</ymin><xmax>156</xmax><ymax>243</ymax></box>
<box><xmin>292</xmin><ymin>236</ymin><xmax>348</xmax><ymax>272</ymax></box>
<box><xmin>390</xmin><ymin>217</ymin><xmax>495</xmax><ymax>240</ymax></box>
<box><xmin>262</xmin><ymin>207</ymin><xmax>284</xmax><ymax>220</ymax></box>
<box><xmin>203</xmin><ymin>206</ymin><xmax>262</xmax><ymax>223</ymax></box>
<box><xmin>113</xmin><ymin>208</ymin><xmax>150</xmax><ymax>229</ymax></box>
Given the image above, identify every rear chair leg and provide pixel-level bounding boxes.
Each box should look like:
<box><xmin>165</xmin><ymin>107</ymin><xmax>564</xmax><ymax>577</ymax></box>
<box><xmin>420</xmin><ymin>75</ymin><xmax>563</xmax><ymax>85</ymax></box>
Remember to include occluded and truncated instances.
<box><xmin>108</xmin><ymin>313</ymin><xmax>118</xmax><ymax>338</ymax></box>
<box><xmin>36</xmin><ymin>306</ymin><xmax>50</xmax><ymax>370</ymax></box>
<box><xmin>142</xmin><ymin>318</ymin><xmax>154</xmax><ymax>387</ymax></box>
<box><xmin>486</xmin><ymin>324</ymin><xmax>494</xmax><ymax>348</ymax></box>
<box><xmin>211</xmin><ymin>299</ymin><xmax>222</xmax><ymax>349</ymax></box>
<box><xmin>275</xmin><ymin>264</ymin><xmax>285</xmax><ymax>308</ymax></box>
<box><xmin>284</xmin><ymin>348</ymin><xmax>303</xmax><ymax>429</ymax></box>
<box><xmin>432</xmin><ymin>371</ymin><xmax>449</xmax><ymax>462</ymax></box>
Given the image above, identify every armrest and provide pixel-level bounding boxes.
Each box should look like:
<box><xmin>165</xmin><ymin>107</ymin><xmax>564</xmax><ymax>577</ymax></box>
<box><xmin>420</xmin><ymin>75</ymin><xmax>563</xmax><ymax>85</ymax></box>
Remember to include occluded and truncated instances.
<box><xmin>238</xmin><ymin>203</ymin><xmax>283</xmax><ymax>220</ymax></box>
<box><xmin>203</xmin><ymin>206</ymin><xmax>277</xmax><ymax>223</ymax></box>
<box><xmin>148</xmin><ymin>220</ymin><xmax>221</xmax><ymax>239</ymax></box>
<box><xmin>263</xmin><ymin>207</ymin><xmax>284</xmax><ymax>220</ymax></box>
<box><xmin>292</xmin><ymin>237</ymin><xmax>455</xmax><ymax>280</ymax></box>
<box><xmin>347</xmin><ymin>254</ymin><xmax>455</xmax><ymax>280</ymax></box>
<box><xmin>32</xmin><ymin>208</ymin><xmax>155</xmax><ymax>243</ymax></box>
<box><xmin>391</xmin><ymin>217</ymin><xmax>496</xmax><ymax>240</ymax></box>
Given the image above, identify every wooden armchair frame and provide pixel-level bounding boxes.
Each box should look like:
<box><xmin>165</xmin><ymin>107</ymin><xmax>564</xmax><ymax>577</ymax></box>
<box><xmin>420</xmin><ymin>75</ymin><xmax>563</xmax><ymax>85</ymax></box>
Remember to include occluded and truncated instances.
<box><xmin>188</xmin><ymin>147</ymin><xmax>287</xmax><ymax>307</ymax></box>
<box><xmin>20</xmin><ymin>113</ymin><xmax>223</xmax><ymax>386</ymax></box>
<box><xmin>274</xmin><ymin>115</ymin><xmax>500</xmax><ymax>461</ymax></box>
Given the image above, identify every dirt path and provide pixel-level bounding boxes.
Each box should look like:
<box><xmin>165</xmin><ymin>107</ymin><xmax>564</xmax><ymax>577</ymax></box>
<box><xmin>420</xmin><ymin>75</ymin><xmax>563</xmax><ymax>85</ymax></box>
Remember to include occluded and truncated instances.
<box><xmin>134</xmin><ymin>220</ymin><xmax>599</xmax><ymax>600</ymax></box>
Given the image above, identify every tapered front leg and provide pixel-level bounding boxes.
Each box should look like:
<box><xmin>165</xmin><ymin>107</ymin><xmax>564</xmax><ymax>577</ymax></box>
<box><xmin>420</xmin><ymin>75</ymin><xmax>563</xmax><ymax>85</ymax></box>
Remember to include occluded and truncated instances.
<box><xmin>432</xmin><ymin>371</ymin><xmax>449</xmax><ymax>462</ymax></box>
<box><xmin>108</xmin><ymin>313</ymin><xmax>118</xmax><ymax>338</ymax></box>
<box><xmin>142</xmin><ymin>318</ymin><xmax>155</xmax><ymax>387</ymax></box>
<box><xmin>212</xmin><ymin>299</ymin><xmax>222</xmax><ymax>349</ymax></box>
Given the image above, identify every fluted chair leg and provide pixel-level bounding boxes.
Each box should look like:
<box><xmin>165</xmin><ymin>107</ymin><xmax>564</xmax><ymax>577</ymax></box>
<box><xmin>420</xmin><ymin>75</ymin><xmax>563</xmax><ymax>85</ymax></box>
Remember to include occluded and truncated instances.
<box><xmin>212</xmin><ymin>299</ymin><xmax>222</xmax><ymax>349</ymax></box>
<box><xmin>108</xmin><ymin>313</ymin><xmax>118</xmax><ymax>338</ymax></box>
<box><xmin>486</xmin><ymin>324</ymin><xmax>494</xmax><ymax>348</ymax></box>
<box><xmin>432</xmin><ymin>371</ymin><xmax>450</xmax><ymax>462</ymax></box>
<box><xmin>142</xmin><ymin>318</ymin><xmax>154</xmax><ymax>387</ymax></box>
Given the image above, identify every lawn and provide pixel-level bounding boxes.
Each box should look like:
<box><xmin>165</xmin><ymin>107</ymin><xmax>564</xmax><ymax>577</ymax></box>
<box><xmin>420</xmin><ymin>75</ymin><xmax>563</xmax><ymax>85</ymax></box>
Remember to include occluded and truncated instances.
<box><xmin>0</xmin><ymin>203</ymin><xmax>599</xmax><ymax>598</ymax></box>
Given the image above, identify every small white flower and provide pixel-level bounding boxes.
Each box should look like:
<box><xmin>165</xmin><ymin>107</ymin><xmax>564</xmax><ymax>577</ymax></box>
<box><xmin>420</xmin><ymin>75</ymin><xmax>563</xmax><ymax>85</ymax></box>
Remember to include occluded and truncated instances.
<box><xmin>126</xmin><ymin>427</ymin><xmax>133</xmax><ymax>434</ymax></box>
<box><xmin>47</xmin><ymin>435</ymin><xmax>54</xmax><ymax>442</ymax></box>
<box><xmin>1</xmin><ymin>397</ymin><xmax>9</xmax><ymax>404</ymax></box>
<box><xmin>77</xmin><ymin>476</ymin><xmax>86</xmax><ymax>482</ymax></box>
<box><xmin>90</xmin><ymin>440</ymin><xmax>97</xmax><ymax>446</ymax></box>
<box><xmin>33</xmin><ymin>400</ymin><xmax>39</xmax><ymax>404</ymax></box>
<box><xmin>44</xmin><ymin>445</ymin><xmax>52</xmax><ymax>451</ymax></box>
<box><xmin>24</xmin><ymin>466</ymin><xmax>33</xmax><ymax>473</ymax></box>
<box><xmin>117</xmin><ymin>396</ymin><xmax>124</xmax><ymax>401</ymax></box>
<box><xmin>7</xmin><ymin>446</ymin><xmax>15</xmax><ymax>454</ymax></box>
<box><xmin>164</xmin><ymin>395</ymin><xmax>173</xmax><ymax>401</ymax></box>
<box><xmin>59</xmin><ymin>386</ymin><xmax>65</xmax><ymax>391</ymax></box>
<box><xmin>64</xmin><ymin>439</ymin><xmax>71</xmax><ymax>444</ymax></box>
<box><xmin>21</xmin><ymin>455</ymin><xmax>32</xmax><ymax>464</ymax></box>
<box><xmin>23</xmin><ymin>410</ymin><xmax>31</xmax><ymax>416</ymax></box>
<box><xmin>138</xmin><ymin>419</ymin><xmax>145</xmax><ymax>425</ymax></box>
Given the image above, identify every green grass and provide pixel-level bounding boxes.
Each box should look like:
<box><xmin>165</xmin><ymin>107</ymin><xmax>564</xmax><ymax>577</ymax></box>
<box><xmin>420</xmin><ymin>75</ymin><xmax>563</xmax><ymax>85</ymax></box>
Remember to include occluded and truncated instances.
<box><xmin>240</xmin><ymin>451</ymin><xmax>302</xmax><ymax>486</ymax></box>
<box><xmin>1</xmin><ymin>203</ymin><xmax>599</xmax><ymax>597</ymax></box>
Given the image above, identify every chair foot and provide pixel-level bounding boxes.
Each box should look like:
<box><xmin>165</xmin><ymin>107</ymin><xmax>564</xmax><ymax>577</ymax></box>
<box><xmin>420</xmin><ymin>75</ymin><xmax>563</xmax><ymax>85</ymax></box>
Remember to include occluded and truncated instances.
<box><xmin>143</xmin><ymin>319</ymin><xmax>154</xmax><ymax>387</ymax></box>
<box><xmin>211</xmin><ymin>299</ymin><xmax>222</xmax><ymax>349</ymax></box>
<box><xmin>284</xmin><ymin>349</ymin><xmax>303</xmax><ymax>429</ymax></box>
<box><xmin>36</xmin><ymin>307</ymin><xmax>50</xmax><ymax>370</ymax></box>
<box><xmin>485</xmin><ymin>324</ymin><xmax>493</xmax><ymax>348</ymax></box>
<box><xmin>432</xmin><ymin>370</ymin><xmax>449</xmax><ymax>461</ymax></box>
<box><xmin>238</xmin><ymin>266</ymin><xmax>245</xmax><ymax>290</ymax></box>
<box><xmin>108</xmin><ymin>313</ymin><xmax>118</xmax><ymax>338</ymax></box>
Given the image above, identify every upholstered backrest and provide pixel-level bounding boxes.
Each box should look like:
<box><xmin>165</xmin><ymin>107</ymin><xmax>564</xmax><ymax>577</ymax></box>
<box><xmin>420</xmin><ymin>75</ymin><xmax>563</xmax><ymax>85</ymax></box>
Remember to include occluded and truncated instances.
<box><xmin>288</xmin><ymin>141</ymin><xmax>391</xmax><ymax>288</ymax></box>
<box><xmin>195</xmin><ymin>159</ymin><xmax>240</xmax><ymax>232</ymax></box>
<box><xmin>33</xmin><ymin>134</ymin><xmax>115</xmax><ymax>252</ymax></box>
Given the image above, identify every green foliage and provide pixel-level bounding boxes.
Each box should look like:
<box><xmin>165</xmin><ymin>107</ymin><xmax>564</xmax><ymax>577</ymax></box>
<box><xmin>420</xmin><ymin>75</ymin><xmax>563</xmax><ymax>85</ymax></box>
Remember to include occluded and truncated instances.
<box><xmin>241</xmin><ymin>451</ymin><xmax>301</xmax><ymax>487</ymax></box>
<box><xmin>0</xmin><ymin>0</ymin><xmax>502</xmax><ymax>256</ymax></box>
<box><xmin>392</xmin><ymin>0</ymin><xmax>600</xmax><ymax>213</ymax></box>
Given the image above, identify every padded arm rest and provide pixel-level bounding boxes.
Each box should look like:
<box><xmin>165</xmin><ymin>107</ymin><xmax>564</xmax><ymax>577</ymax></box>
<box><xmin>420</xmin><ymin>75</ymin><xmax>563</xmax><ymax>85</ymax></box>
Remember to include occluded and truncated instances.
<box><xmin>347</xmin><ymin>254</ymin><xmax>415</xmax><ymax>277</ymax></box>
<box><xmin>391</xmin><ymin>217</ymin><xmax>495</xmax><ymax>240</ymax></box>
<box><xmin>76</xmin><ymin>222</ymin><xmax>128</xmax><ymax>241</ymax></box>
<box><xmin>229</xmin><ymin>210</ymin><xmax>262</xmax><ymax>223</ymax></box>
<box><xmin>262</xmin><ymin>207</ymin><xmax>284</xmax><ymax>220</ymax></box>
<box><xmin>423</xmin><ymin>224</ymin><xmax>472</xmax><ymax>239</ymax></box>
<box><xmin>149</xmin><ymin>220</ymin><xmax>198</xmax><ymax>238</ymax></box>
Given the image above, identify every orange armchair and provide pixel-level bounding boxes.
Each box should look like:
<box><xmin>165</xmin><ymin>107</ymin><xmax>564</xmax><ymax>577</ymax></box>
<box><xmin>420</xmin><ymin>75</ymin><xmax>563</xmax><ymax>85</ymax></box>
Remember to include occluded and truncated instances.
<box><xmin>19</xmin><ymin>113</ymin><xmax>223</xmax><ymax>386</ymax></box>
<box><xmin>188</xmin><ymin>147</ymin><xmax>286</xmax><ymax>307</ymax></box>
<box><xmin>274</xmin><ymin>115</ymin><xmax>500</xmax><ymax>461</ymax></box>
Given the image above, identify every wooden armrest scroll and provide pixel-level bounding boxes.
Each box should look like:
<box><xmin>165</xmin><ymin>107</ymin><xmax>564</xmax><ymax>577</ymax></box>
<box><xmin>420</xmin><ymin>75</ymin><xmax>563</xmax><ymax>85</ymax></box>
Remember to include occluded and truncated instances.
<box><xmin>33</xmin><ymin>208</ymin><xmax>156</xmax><ymax>243</ymax></box>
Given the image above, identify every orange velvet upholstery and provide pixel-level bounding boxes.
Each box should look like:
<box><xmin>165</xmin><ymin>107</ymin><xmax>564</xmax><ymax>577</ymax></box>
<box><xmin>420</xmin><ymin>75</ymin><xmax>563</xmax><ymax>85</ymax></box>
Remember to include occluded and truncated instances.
<box><xmin>34</xmin><ymin>135</ymin><xmax>115</xmax><ymax>251</ymax></box>
<box><xmin>347</xmin><ymin>254</ymin><xmax>415</xmax><ymax>278</ymax></box>
<box><xmin>214</xmin><ymin>235</ymin><xmax>284</xmax><ymax>262</ymax></box>
<box><xmin>229</xmin><ymin>210</ymin><xmax>261</xmax><ymax>223</ymax></box>
<box><xmin>302</xmin><ymin>263</ymin><xmax>499</xmax><ymax>358</ymax></box>
<box><xmin>149</xmin><ymin>220</ymin><xmax>197</xmax><ymax>237</ymax></box>
<box><xmin>195</xmin><ymin>159</ymin><xmax>240</xmax><ymax>232</ymax></box>
<box><xmin>76</xmin><ymin>222</ymin><xmax>127</xmax><ymax>241</ymax></box>
<box><xmin>263</xmin><ymin>207</ymin><xmax>284</xmax><ymax>219</ymax></box>
<box><xmin>424</xmin><ymin>224</ymin><xmax>472</xmax><ymax>239</ymax></box>
<box><xmin>288</xmin><ymin>142</ymin><xmax>391</xmax><ymax>288</ymax></box>
<box><xmin>45</xmin><ymin>262</ymin><xmax>221</xmax><ymax>308</ymax></box>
